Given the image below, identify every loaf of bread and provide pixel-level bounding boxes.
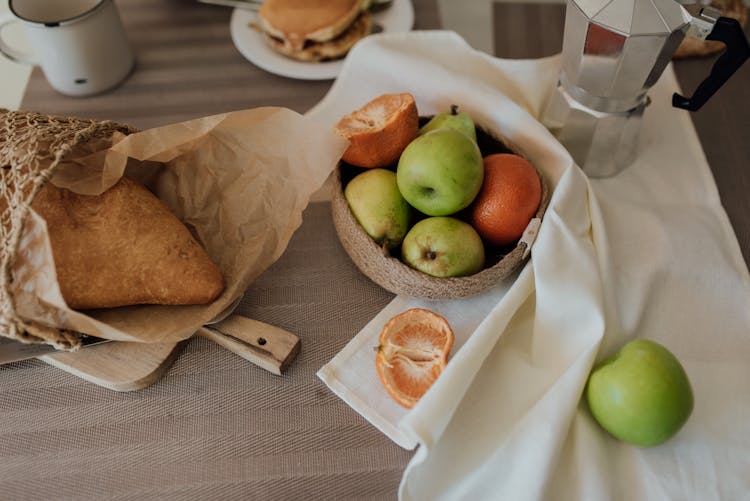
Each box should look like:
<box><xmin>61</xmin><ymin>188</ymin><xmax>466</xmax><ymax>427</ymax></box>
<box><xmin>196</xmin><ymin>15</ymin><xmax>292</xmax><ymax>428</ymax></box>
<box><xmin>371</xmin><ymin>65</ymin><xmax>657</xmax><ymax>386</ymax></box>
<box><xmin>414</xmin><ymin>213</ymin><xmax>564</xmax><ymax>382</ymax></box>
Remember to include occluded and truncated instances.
<box><xmin>30</xmin><ymin>177</ymin><xmax>225</xmax><ymax>310</ymax></box>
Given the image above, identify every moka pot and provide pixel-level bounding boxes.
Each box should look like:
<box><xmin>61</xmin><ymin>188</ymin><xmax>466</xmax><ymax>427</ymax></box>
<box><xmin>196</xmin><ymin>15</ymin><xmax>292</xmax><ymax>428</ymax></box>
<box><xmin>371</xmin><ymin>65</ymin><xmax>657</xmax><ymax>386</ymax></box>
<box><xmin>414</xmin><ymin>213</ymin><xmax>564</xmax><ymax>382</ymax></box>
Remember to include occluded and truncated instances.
<box><xmin>542</xmin><ymin>0</ymin><xmax>750</xmax><ymax>177</ymax></box>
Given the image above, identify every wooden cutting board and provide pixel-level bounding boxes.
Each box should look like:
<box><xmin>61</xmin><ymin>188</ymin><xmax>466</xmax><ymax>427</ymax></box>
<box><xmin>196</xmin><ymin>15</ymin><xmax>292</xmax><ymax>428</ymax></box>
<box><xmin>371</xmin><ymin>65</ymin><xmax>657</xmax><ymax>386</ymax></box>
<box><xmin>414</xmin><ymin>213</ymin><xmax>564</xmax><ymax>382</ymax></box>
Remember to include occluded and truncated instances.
<box><xmin>35</xmin><ymin>314</ymin><xmax>301</xmax><ymax>391</ymax></box>
<box><xmin>39</xmin><ymin>341</ymin><xmax>184</xmax><ymax>392</ymax></box>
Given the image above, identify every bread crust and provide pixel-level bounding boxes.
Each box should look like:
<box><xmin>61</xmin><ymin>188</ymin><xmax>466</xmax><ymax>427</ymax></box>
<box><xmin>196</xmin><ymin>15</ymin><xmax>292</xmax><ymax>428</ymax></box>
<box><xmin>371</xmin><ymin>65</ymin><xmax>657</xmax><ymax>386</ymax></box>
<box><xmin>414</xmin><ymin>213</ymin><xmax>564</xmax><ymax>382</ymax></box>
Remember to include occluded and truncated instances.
<box><xmin>31</xmin><ymin>177</ymin><xmax>225</xmax><ymax>310</ymax></box>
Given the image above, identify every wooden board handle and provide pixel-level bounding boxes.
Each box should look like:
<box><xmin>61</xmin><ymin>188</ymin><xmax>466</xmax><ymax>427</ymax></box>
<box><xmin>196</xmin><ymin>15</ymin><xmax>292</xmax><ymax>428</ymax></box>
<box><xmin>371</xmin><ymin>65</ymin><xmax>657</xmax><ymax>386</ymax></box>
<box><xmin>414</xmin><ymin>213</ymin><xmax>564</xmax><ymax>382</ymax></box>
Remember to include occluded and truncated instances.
<box><xmin>197</xmin><ymin>315</ymin><xmax>300</xmax><ymax>375</ymax></box>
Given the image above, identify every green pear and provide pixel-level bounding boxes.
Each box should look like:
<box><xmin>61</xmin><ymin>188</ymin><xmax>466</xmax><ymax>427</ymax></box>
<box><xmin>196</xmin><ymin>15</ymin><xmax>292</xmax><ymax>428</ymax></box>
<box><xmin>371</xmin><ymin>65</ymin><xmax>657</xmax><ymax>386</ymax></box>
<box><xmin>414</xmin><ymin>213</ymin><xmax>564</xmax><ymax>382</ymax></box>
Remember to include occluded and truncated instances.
<box><xmin>419</xmin><ymin>104</ymin><xmax>477</xmax><ymax>143</ymax></box>
<box><xmin>401</xmin><ymin>216</ymin><xmax>485</xmax><ymax>277</ymax></box>
<box><xmin>344</xmin><ymin>168</ymin><xmax>413</xmax><ymax>250</ymax></box>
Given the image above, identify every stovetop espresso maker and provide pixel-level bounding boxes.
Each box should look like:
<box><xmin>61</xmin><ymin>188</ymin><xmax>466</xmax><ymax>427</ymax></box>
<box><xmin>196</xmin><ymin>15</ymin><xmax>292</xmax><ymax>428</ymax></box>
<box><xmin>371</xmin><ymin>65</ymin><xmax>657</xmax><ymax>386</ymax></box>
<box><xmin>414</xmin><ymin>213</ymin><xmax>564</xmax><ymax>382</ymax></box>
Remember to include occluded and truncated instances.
<box><xmin>542</xmin><ymin>0</ymin><xmax>750</xmax><ymax>177</ymax></box>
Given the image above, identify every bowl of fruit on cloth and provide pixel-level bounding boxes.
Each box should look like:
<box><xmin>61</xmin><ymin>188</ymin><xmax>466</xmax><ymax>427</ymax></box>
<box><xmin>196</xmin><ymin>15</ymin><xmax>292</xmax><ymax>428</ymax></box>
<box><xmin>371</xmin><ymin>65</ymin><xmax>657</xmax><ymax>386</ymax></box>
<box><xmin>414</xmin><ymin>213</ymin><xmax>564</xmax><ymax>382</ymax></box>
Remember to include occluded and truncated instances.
<box><xmin>331</xmin><ymin>93</ymin><xmax>550</xmax><ymax>300</ymax></box>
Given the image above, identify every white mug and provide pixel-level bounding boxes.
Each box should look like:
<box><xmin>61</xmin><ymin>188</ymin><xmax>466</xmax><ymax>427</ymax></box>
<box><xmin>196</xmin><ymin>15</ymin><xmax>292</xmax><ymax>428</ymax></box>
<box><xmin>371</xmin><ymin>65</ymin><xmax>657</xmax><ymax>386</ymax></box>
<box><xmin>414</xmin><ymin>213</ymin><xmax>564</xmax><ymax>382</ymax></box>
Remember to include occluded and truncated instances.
<box><xmin>0</xmin><ymin>0</ymin><xmax>135</xmax><ymax>96</ymax></box>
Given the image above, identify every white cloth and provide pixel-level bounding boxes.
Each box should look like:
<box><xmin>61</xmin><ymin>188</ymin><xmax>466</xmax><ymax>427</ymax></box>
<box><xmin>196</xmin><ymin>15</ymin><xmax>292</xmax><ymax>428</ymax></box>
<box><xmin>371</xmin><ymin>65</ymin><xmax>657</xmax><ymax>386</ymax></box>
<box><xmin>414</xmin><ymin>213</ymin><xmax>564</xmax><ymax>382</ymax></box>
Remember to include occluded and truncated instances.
<box><xmin>313</xmin><ymin>31</ymin><xmax>750</xmax><ymax>500</ymax></box>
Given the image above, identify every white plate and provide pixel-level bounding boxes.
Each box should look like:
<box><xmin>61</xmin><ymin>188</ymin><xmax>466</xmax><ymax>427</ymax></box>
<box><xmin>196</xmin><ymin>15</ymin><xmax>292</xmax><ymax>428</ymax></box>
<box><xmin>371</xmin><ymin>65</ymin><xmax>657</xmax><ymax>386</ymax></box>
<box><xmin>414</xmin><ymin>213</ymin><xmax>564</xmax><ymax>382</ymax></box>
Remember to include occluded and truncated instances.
<box><xmin>230</xmin><ymin>0</ymin><xmax>415</xmax><ymax>80</ymax></box>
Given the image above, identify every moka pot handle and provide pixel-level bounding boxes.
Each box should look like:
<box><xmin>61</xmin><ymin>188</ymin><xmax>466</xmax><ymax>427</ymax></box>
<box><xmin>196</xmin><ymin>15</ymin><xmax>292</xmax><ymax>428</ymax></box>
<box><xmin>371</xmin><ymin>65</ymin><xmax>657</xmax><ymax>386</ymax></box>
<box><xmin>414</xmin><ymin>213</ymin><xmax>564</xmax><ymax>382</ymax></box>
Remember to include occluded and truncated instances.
<box><xmin>672</xmin><ymin>16</ymin><xmax>750</xmax><ymax>111</ymax></box>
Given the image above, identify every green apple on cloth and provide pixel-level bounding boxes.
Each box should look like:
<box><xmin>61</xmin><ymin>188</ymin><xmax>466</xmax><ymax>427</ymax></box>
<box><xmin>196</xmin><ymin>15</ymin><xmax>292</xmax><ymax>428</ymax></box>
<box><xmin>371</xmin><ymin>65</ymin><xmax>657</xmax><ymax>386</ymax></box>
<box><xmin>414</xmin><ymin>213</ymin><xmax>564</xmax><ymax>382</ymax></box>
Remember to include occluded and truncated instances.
<box><xmin>314</xmin><ymin>31</ymin><xmax>750</xmax><ymax>499</ymax></box>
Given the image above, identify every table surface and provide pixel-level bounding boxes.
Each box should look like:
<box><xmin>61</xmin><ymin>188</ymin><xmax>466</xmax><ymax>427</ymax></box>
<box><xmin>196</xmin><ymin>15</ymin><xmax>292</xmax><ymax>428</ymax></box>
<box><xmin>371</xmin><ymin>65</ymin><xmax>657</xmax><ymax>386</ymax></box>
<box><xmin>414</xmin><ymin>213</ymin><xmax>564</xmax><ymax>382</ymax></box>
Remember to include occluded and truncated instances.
<box><xmin>5</xmin><ymin>0</ymin><xmax>750</xmax><ymax>498</ymax></box>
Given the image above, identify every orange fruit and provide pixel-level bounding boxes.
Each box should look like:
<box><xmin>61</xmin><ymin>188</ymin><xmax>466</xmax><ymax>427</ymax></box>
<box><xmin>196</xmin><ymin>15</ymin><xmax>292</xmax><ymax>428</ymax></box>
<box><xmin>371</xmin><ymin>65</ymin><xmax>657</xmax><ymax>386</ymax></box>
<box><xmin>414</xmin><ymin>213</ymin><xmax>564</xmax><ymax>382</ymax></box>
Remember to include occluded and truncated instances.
<box><xmin>335</xmin><ymin>93</ymin><xmax>419</xmax><ymax>168</ymax></box>
<box><xmin>375</xmin><ymin>308</ymin><xmax>454</xmax><ymax>409</ymax></box>
<box><xmin>469</xmin><ymin>153</ymin><xmax>541</xmax><ymax>247</ymax></box>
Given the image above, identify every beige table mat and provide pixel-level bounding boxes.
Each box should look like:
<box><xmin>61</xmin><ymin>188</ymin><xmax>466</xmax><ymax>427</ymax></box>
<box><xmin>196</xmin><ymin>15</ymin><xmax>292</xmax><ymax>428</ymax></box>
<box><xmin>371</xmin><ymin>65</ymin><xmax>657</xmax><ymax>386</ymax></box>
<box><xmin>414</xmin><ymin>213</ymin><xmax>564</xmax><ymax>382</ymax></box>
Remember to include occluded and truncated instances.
<box><xmin>9</xmin><ymin>1</ymin><xmax>749</xmax><ymax>498</ymax></box>
<box><xmin>8</xmin><ymin>1</ymin><xmax>439</xmax><ymax>497</ymax></box>
<box><xmin>0</xmin><ymin>202</ymin><xmax>412</xmax><ymax>500</ymax></box>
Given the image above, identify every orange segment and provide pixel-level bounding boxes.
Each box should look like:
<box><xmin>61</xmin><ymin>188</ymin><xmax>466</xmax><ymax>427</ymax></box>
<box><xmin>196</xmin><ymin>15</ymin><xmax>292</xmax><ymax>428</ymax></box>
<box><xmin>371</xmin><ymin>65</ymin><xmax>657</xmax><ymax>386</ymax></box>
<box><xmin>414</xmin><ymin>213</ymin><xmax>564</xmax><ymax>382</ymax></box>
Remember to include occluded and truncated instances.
<box><xmin>375</xmin><ymin>308</ymin><xmax>454</xmax><ymax>409</ymax></box>
<box><xmin>335</xmin><ymin>93</ymin><xmax>419</xmax><ymax>168</ymax></box>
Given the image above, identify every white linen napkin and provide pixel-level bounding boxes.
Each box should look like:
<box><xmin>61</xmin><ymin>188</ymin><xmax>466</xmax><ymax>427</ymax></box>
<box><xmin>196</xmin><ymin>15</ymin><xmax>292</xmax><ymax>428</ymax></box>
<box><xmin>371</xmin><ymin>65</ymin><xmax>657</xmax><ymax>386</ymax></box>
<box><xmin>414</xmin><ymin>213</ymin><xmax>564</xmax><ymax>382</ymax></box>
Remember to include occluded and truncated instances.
<box><xmin>313</xmin><ymin>31</ymin><xmax>750</xmax><ymax>500</ymax></box>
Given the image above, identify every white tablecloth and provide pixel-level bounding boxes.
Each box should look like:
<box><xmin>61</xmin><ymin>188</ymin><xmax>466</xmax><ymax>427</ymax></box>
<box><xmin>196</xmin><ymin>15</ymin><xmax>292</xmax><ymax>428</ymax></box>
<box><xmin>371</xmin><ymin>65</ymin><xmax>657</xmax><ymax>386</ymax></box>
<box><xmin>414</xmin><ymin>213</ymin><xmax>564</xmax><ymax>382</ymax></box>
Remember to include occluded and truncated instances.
<box><xmin>314</xmin><ymin>31</ymin><xmax>750</xmax><ymax>500</ymax></box>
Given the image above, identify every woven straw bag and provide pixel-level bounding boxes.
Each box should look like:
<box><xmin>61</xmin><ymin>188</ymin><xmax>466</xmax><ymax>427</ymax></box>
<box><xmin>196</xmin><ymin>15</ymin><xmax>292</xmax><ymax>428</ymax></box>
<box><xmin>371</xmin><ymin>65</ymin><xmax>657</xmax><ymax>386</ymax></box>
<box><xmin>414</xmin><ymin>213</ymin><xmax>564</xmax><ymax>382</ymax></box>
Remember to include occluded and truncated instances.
<box><xmin>0</xmin><ymin>109</ymin><xmax>136</xmax><ymax>348</ymax></box>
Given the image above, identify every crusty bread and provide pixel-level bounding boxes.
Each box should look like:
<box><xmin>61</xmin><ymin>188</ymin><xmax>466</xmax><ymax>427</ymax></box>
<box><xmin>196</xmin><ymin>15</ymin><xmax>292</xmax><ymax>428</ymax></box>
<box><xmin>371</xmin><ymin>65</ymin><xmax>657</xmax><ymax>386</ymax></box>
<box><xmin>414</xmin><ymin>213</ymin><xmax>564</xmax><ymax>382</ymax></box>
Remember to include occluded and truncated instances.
<box><xmin>262</xmin><ymin>11</ymin><xmax>372</xmax><ymax>62</ymax></box>
<box><xmin>31</xmin><ymin>177</ymin><xmax>225</xmax><ymax>310</ymax></box>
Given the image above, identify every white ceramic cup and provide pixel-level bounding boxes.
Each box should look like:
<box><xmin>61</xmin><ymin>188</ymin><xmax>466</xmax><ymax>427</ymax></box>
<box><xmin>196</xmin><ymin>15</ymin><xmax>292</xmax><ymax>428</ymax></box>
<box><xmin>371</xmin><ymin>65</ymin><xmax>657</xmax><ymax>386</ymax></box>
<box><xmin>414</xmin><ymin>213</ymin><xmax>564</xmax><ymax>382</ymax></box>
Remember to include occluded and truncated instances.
<box><xmin>0</xmin><ymin>0</ymin><xmax>135</xmax><ymax>96</ymax></box>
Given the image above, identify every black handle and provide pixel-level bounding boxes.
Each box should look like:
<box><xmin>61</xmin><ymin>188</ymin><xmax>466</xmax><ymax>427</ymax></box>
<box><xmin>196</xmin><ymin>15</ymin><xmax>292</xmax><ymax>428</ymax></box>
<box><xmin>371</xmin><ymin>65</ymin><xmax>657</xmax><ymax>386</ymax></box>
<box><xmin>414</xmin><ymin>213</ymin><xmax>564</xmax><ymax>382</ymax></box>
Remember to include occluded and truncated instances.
<box><xmin>672</xmin><ymin>16</ymin><xmax>750</xmax><ymax>111</ymax></box>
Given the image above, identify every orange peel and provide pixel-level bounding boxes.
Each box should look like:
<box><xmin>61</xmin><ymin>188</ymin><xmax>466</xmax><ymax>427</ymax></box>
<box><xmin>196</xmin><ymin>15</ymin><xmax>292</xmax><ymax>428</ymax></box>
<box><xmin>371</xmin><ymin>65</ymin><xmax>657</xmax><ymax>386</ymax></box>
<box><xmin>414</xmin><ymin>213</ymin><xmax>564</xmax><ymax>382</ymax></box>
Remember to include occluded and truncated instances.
<box><xmin>335</xmin><ymin>93</ymin><xmax>419</xmax><ymax>168</ymax></box>
<box><xmin>375</xmin><ymin>308</ymin><xmax>454</xmax><ymax>408</ymax></box>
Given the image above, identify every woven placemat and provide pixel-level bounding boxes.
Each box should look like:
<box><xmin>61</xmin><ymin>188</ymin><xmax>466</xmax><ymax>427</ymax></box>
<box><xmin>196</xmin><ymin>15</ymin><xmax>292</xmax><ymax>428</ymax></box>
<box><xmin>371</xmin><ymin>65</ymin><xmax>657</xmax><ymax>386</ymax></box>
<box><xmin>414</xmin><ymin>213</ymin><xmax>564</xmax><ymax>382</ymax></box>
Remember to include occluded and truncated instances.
<box><xmin>0</xmin><ymin>202</ymin><xmax>412</xmax><ymax>500</ymax></box>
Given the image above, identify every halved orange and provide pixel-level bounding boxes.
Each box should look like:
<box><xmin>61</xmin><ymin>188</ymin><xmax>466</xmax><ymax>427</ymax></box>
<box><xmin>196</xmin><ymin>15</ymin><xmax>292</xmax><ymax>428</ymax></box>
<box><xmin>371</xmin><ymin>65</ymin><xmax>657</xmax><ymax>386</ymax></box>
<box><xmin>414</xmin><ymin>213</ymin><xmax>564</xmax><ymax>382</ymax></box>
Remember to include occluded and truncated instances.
<box><xmin>335</xmin><ymin>93</ymin><xmax>419</xmax><ymax>168</ymax></box>
<box><xmin>375</xmin><ymin>308</ymin><xmax>454</xmax><ymax>409</ymax></box>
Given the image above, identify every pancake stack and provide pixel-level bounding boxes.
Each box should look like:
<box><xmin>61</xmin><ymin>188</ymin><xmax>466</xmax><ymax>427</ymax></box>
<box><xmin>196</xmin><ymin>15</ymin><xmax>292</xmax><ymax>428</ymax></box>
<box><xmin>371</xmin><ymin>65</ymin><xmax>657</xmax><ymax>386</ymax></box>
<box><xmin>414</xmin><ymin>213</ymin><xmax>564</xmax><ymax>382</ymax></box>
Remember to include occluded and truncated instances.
<box><xmin>257</xmin><ymin>0</ymin><xmax>372</xmax><ymax>62</ymax></box>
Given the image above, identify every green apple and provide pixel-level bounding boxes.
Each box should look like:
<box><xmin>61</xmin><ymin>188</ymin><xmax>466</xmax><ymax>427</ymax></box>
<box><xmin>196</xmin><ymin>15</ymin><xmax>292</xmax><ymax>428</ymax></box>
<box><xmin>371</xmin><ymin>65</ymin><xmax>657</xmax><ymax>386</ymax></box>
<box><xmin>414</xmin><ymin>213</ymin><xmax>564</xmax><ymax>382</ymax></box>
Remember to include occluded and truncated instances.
<box><xmin>419</xmin><ymin>104</ymin><xmax>477</xmax><ymax>143</ymax></box>
<box><xmin>586</xmin><ymin>339</ymin><xmax>694</xmax><ymax>447</ymax></box>
<box><xmin>401</xmin><ymin>216</ymin><xmax>485</xmax><ymax>277</ymax></box>
<box><xmin>345</xmin><ymin>168</ymin><xmax>413</xmax><ymax>250</ymax></box>
<box><xmin>397</xmin><ymin>128</ymin><xmax>483</xmax><ymax>216</ymax></box>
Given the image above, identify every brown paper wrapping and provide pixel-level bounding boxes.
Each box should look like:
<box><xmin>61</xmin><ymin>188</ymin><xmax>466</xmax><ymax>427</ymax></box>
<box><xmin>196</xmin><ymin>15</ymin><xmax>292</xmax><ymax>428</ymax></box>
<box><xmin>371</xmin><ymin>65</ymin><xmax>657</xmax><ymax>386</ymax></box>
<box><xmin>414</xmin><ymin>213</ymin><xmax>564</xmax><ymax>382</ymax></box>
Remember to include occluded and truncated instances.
<box><xmin>10</xmin><ymin>107</ymin><xmax>348</xmax><ymax>346</ymax></box>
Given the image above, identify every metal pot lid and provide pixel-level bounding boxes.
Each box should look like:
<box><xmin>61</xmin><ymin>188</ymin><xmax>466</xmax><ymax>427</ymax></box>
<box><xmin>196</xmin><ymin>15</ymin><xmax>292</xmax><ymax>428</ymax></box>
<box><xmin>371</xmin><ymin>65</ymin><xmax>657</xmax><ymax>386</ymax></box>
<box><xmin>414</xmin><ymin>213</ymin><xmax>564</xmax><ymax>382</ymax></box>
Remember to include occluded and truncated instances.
<box><xmin>574</xmin><ymin>0</ymin><xmax>691</xmax><ymax>35</ymax></box>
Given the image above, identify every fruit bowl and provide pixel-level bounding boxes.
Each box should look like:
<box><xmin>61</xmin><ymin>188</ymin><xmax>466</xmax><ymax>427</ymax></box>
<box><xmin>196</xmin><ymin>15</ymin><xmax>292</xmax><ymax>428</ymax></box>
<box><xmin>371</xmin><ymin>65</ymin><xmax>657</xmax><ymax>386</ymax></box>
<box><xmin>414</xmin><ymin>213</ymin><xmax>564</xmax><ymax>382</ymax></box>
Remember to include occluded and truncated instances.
<box><xmin>331</xmin><ymin>123</ymin><xmax>550</xmax><ymax>300</ymax></box>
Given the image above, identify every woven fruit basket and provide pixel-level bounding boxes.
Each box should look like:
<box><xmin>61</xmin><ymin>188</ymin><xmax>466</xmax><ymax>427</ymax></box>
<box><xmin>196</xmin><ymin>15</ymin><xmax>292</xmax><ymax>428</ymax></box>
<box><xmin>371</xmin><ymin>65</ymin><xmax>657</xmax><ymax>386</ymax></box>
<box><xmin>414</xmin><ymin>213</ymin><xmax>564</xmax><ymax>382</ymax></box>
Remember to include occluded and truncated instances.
<box><xmin>332</xmin><ymin>122</ymin><xmax>550</xmax><ymax>300</ymax></box>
